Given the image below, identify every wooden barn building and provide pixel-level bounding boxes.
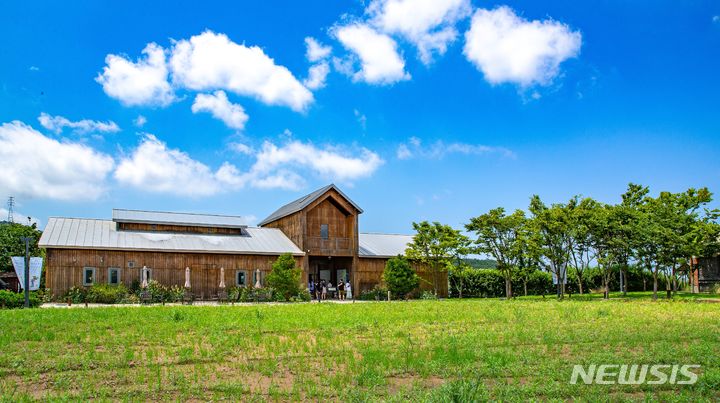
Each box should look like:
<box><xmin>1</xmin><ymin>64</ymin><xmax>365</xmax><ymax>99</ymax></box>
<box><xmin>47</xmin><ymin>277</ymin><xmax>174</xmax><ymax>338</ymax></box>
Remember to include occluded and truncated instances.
<box><xmin>39</xmin><ymin>184</ymin><xmax>445</xmax><ymax>298</ymax></box>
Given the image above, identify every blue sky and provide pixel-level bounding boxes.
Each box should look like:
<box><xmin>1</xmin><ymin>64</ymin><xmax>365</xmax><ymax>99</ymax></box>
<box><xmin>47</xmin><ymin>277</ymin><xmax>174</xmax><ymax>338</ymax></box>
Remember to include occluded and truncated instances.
<box><xmin>0</xmin><ymin>0</ymin><xmax>718</xmax><ymax>233</ymax></box>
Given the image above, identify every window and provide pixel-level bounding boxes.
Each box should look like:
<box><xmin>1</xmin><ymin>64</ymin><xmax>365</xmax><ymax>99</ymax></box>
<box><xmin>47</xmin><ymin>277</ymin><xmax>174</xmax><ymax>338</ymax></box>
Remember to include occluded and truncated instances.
<box><xmin>108</xmin><ymin>268</ymin><xmax>121</xmax><ymax>285</ymax></box>
<box><xmin>236</xmin><ymin>270</ymin><xmax>247</xmax><ymax>287</ymax></box>
<box><xmin>83</xmin><ymin>267</ymin><xmax>96</xmax><ymax>286</ymax></box>
<box><xmin>320</xmin><ymin>224</ymin><xmax>329</xmax><ymax>240</ymax></box>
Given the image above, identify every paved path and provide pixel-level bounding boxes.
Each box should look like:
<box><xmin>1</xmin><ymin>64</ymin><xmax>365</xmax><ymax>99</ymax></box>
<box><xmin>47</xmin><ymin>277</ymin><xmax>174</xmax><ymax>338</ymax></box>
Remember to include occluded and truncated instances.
<box><xmin>41</xmin><ymin>299</ymin><xmax>367</xmax><ymax>308</ymax></box>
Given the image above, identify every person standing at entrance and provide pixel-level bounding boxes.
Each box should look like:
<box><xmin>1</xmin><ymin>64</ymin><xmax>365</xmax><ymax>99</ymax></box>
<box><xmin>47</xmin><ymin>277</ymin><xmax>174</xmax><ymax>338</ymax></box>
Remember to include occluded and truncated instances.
<box><xmin>345</xmin><ymin>280</ymin><xmax>352</xmax><ymax>300</ymax></box>
<box><xmin>321</xmin><ymin>280</ymin><xmax>327</xmax><ymax>300</ymax></box>
<box><xmin>338</xmin><ymin>280</ymin><xmax>345</xmax><ymax>300</ymax></box>
<box><xmin>308</xmin><ymin>280</ymin><xmax>315</xmax><ymax>299</ymax></box>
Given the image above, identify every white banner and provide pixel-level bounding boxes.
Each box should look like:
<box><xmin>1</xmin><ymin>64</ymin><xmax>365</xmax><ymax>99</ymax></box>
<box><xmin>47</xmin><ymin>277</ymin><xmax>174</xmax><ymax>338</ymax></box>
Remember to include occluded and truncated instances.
<box><xmin>11</xmin><ymin>257</ymin><xmax>43</xmax><ymax>291</ymax></box>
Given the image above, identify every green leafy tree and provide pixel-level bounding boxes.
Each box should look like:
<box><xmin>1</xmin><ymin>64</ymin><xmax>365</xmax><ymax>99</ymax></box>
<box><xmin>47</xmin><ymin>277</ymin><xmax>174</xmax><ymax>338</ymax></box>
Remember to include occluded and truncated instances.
<box><xmin>405</xmin><ymin>221</ymin><xmax>469</xmax><ymax>296</ymax></box>
<box><xmin>566</xmin><ymin>197</ymin><xmax>601</xmax><ymax>295</ymax></box>
<box><xmin>382</xmin><ymin>256</ymin><xmax>419</xmax><ymax>299</ymax></box>
<box><xmin>466</xmin><ymin>208</ymin><xmax>528</xmax><ymax>298</ymax></box>
<box><xmin>528</xmin><ymin>196</ymin><xmax>572</xmax><ymax>299</ymax></box>
<box><xmin>0</xmin><ymin>222</ymin><xmax>43</xmax><ymax>272</ymax></box>
<box><xmin>265</xmin><ymin>253</ymin><xmax>302</xmax><ymax>300</ymax></box>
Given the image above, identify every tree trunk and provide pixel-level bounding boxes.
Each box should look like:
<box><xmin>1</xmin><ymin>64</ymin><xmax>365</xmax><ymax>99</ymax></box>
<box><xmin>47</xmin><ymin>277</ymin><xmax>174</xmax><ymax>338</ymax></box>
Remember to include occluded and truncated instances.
<box><xmin>577</xmin><ymin>275</ymin><xmax>584</xmax><ymax>295</ymax></box>
<box><xmin>523</xmin><ymin>279</ymin><xmax>528</xmax><ymax>296</ymax></box>
<box><xmin>652</xmin><ymin>269</ymin><xmax>658</xmax><ymax>300</ymax></box>
<box><xmin>505</xmin><ymin>277</ymin><xmax>512</xmax><ymax>299</ymax></box>
<box><xmin>621</xmin><ymin>268</ymin><xmax>628</xmax><ymax>296</ymax></box>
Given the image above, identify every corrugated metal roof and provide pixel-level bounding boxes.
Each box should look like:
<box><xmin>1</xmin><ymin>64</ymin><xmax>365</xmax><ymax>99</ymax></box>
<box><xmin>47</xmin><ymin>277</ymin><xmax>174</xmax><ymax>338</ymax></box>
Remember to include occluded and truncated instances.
<box><xmin>258</xmin><ymin>184</ymin><xmax>363</xmax><ymax>226</ymax></box>
<box><xmin>39</xmin><ymin>218</ymin><xmax>303</xmax><ymax>255</ymax></box>
<box><xmin>359</xmin><ymin>233</ymin><xmax>414</xmax><ymax>258</ymax></box>
<box><xmin>112</xmin><ymin>209</ymin><xmax>248</xmax><ymax>228</ymax></box>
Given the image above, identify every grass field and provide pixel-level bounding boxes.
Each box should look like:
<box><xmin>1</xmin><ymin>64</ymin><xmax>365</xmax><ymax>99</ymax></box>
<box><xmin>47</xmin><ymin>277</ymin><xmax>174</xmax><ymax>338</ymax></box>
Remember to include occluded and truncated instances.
<box><xmin>1</xmin><ymin>295</ymin><xmax>719</xmax><ymax>401</ymax></box>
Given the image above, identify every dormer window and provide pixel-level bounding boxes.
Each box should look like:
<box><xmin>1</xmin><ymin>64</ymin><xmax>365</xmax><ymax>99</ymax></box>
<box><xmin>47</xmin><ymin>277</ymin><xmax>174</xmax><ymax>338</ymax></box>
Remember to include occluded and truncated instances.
<box><xmin>320</xmin><ymin>224</ymin><xmax>329</xmax><ymax>240</ymax></box>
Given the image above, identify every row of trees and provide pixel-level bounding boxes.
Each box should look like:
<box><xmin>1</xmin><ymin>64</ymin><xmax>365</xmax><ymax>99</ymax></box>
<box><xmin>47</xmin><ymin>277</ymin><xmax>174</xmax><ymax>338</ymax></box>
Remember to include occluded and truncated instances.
<box><xmin>405</xmin><ymin>184</ymin><xmax>719</xmax><ymax>300</ymax></box>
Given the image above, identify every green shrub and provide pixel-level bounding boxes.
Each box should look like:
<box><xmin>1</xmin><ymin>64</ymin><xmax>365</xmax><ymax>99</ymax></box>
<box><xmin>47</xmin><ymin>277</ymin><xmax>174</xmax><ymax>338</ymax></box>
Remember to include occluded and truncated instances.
<box><xmin>266</xmin><ymin>253</ymin><xmax>302</xmax><ymax>300</ymax></box>
<box><xmin>359</xmin><ymin>285</ymin><xmax>388</xmax><ymax>301</ymax></box>
<box><xmin>86</xmin><ymin>284</ymin><xmax>129</xmax><ymax>304</ymax></box>
<box><xmin>62</xmin><ymin>286</ymin><xmax>87</xmax><ymax>304</ymax></box>
<box><xmin>0</xmin><ymin>290</ymin><xmax>41</xmax><ymax>308</ymax></box>
<box><xmin>290</xmin><ymin>289</ymin><xmax>312</xmax><ymax>302</ymax></box>
<box><xmin>420</xmin><ymin>290</ymin><xmax>437</xmax><ymax>300</ymax></box>
<box><xmin>382</xmin><ymin>255</ymin><xmax>419</xmax><ymax>299</ymax></box>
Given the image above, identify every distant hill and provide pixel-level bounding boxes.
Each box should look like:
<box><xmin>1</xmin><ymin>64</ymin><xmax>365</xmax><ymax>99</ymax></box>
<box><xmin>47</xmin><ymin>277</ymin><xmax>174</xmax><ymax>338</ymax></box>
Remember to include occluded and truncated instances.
<box><xmin>464</xmin><ymin>258</ymin><xmax>497</xmax><ymax>269</ymax></box>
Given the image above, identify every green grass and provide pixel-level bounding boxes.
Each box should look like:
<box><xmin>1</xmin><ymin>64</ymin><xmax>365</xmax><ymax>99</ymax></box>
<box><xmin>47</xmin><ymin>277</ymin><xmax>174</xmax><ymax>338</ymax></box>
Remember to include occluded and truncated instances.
<box><xmin>0</xmin><ymin>295</ymin><xmax>719</xmax><ymax>401</ymax></box>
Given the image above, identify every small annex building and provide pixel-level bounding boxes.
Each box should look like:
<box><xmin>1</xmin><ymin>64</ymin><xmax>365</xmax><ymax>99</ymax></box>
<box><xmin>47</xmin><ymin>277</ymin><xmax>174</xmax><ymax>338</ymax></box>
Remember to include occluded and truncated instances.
<box><xmin>39</xmin><ymin>184</ymin><xmax>445</xmax><ymax>298</ymax></box>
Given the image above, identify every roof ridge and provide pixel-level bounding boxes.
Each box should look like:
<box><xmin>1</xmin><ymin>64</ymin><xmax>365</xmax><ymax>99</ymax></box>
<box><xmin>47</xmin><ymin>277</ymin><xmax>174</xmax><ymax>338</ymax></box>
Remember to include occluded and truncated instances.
<box><xmin>112</xmin><ymin>208</ymin><xmax>246</xmax><ymax>219</ymax></box>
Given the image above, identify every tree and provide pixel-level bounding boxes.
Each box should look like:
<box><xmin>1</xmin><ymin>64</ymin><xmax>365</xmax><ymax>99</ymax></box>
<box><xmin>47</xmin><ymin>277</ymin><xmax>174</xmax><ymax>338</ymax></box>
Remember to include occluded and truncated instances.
<box><xmin>382</xmin><ymin>256</ymin><xmax>419</xmax><ymax>299</ymax></box>
<box><xmin>565</xmin><ymin>197</ymin><xmax>600</xmax><ymax>295</ymax></box>
<box><xmin>466</xmin><ymin>208</ymin><xmax>528</xmax><ymax>298</ymax></box>
<box><xmin>265</xmin><ymin>253</ymin><xmax>302</xmax><ymax>300</ymax></box>
<box><xmin>405</xmin><ymin>221</ymin><xmax>469</xmax><ymax>296</ymax></box>
<box><xmin>0</xmin><ymin>222</ymin><xmax>43</xmax><ymax>273</ymax></box>
<box><xmin>528</xmin><ymin>196</ymin><xmax>572</xmax><ymax>299</ymax></box>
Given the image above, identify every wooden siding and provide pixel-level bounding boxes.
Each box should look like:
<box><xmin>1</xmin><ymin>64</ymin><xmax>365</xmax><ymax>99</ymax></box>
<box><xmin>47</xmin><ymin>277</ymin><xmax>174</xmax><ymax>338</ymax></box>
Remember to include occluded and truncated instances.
<box><xmin>305</xmin><ymin>197</ymin><xmax>355</xmax><ymax>256</ymax></box>
<box><xmin>45</xmin><ymin>248</ymin><xmax>301</xmax><ymax>298</ymax></box>
<box><xmin>357</xmin><ymin>257</ymin><xmax>448</xmax><ymax>297</ymax></box>
<box><xmin>262</xmin><ymin>212</ymin><xmax>304</xmax><ymax>251</ymax></box>
<box><xmin>117</xmin><ymin>222</ymin><xmax>244</xmax><ymax>235</ymax></box>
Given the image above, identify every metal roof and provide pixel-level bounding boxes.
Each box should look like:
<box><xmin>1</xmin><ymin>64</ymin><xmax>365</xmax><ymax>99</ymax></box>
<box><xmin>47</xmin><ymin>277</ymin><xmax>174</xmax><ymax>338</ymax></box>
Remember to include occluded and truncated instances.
<box><xmin>258</xmin><ymin>184</ymin><xmax>363</xmax><ymax>226</ymax></box>
<box><xmin>112</xmin><ymin>209</ymin><xmax>248</xmax><ymax>228</ymax></box>
<box><xmin>358</xmin><ymin>233</ymin><xmax>414</xmax><ymax>258</ymax></box>
<box><xmin>39</xmin><ymin>218</ymin><xmax>303</xmax><ymax>256</ymax></box>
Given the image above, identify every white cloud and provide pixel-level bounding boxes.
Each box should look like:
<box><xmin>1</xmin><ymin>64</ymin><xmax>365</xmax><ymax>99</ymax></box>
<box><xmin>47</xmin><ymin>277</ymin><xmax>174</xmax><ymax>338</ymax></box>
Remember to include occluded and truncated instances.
<box><xmin>251</xmin><ymin>140</ymin><xmax>383</xmax><ymax>185</ymax></box>
<box><xmin>96</xmin><ymin>43</ymin><xmax>175</xmax><ymax>106</ymax></box>
<box><xmin>397</xmin><ymin>136</ymin><xmax>515</xmax><ymax>160</ymax></box>
<box><xmin>134</xmin><ymin>115</ymin><xmax>147</xmax><ymax>127</ymax></box>
<box><xmin>367</xmin><ymin>0</ymin><xmax>471</xmax><ymax>64</ymax></box>
<box><xmin>0</xmin><ymin>208</ymin><xmax>41</xmax><ymax>227</ymax></box>
<box><xmin>114</xmin><ymin>134</ymin><xmax>383</xmax><ymax>195</ymax></box>
<box><xmin>114</xmin><ymin>134</ymin><xmax>227</xmax><ymax>196</ymax></box>
<box><xmin>29</xmin><ymin>66</ymin><xmax>40</xmax><ymax>72</ymax></box>
<box><xmin>0</xmin><ymin>121</ymin><xmax>114</xmax><ymax>200</ymax></box>
<box><xmin>169</xmin><ymin>30</ymin><xmax>313</xmax><ymax>112</ymax></box>
<box><xmin>229</xmin><ymin>142</ymin><xmax>254</xmax><ymax>155</ymax></box>
<box><xmin>714</xmin><ymin>15</ymin><xmax>720</xmax><ymax>23</ymax></box>
<box><xmin>305</xmin><ymin>37</ymin><xmax>332</xmax><ymax>62</ymax></box>
<box><xmin>38</xmin><ymin>112</ymin><xmax>120</xmax><ymax>135</ymax></box>
<box><xmin>304</xmin><ymin>62</ymin><xmax>330</xmax><ymax>90</ymax></box>
<box><xmin>332</xmin><ymin>23</ymin><xmax>410</xmax><ymax>85</ymax></box>
<box><xmin>191</xmin><ymin>90</ymin><xmax>249</xmax><ymax>131</ymax></box>
<box><xmin>464</xmin><ymin>6</ymin><xmax>582</xmax><ymax>87</ymax></box>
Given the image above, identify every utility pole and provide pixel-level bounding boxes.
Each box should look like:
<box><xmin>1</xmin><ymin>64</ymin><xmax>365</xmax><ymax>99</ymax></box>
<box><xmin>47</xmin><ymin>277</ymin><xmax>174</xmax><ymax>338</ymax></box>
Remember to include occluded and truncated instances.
<box><xmin>20</xmin><ymin>236</ymin><xmax>31</xmax><ymax>308</ymax></box>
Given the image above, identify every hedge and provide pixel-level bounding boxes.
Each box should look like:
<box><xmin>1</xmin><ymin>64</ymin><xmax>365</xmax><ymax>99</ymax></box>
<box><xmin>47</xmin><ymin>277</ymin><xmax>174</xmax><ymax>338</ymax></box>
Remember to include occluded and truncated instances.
<box><xmin>0</xmin><ymin>290</ymin><xmax>41</xmax><ymax>308</ymax></box>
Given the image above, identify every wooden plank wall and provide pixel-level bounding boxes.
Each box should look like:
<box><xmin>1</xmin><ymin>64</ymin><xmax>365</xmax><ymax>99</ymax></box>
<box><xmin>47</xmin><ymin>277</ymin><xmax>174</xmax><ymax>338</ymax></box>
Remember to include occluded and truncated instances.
<box><xmin>117</xmin><ymin>222</ymin><xmax>244</xmax><ymax>235</ymax></box>
<box><xmin>306</xmin><ymin>198</ymin><xmax>351</xmax><ymax>239</ymax></box>
<box><xmin>45</xmin><ymin>248</ymin><xmax>302</xmax><ymax>298</ymax></box>
<box><xmin>262</xmin><ymin>212</ymin><xmax>304</xmax><ymax>251</ymax></box>
<box><xmin>357</xmin><ymin>257</ymin><xmax>448</xmax><ymax>297</ymax></box>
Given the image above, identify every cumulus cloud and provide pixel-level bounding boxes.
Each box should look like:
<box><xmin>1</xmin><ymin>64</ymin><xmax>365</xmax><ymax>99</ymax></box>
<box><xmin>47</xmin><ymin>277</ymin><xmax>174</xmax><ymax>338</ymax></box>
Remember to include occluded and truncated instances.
<box><xmin>367</xmin><ymin>0</ymin><xmax>471</xmax><ymax>64</ymax></box>
<box><xmin>169</xmin><ymin>31</ymin><xmax>313</xmax><ymax>111</ymax></box>
<box><xmin>397</xmin><ymin>136</ymin><xmax>515</xmax><ymax>159</ymax></box>
<box><xmin>114</xmin><ymin>134</ymin><xmax>226</xmax><ymax>196</ymax></box>
<box><xmin>332</xmin><ymin>23</ymin><xmax>410</xmax><ymax>85</ymax></box>
<box><xmin>304</xmin><ymin>62</ymin><xmax>330</xmax><ymax>90</ymax></box>
<box><xmin>305</xmin><ymin>37</ymin><xmax>332</xmax><ymax>62</ymax></box>
<box><xmin>114</xmin><ymin>134</ymin><xmax>383</xmax><ymax>195</ymax></box>
<box><xmin>0</xmin><ymin>121</ymin><xmax>114</xmax><ymax>200</ymax></box>
<box><xmin>191</xmin><ymin>90</ymin><xmax>249</xmax><ymax>131</ymax></box>
<box><xmin>463</xmin><ymin>6</ymin><xmax>582</xmax><ymax>87</ymax></box>
<box><xmin>96</xmin><ymin>43</ymin><xmax>175</xmax><ymax>106</ymax></box>
<box><xmin>38</xmin><ymin>112</ymin><xmax>120</xmax><ymax>135</ymax></box>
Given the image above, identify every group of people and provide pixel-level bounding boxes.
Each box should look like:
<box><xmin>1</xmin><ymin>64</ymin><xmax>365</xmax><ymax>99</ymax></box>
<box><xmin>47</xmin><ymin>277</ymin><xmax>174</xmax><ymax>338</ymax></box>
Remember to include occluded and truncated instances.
<box><xmin>309</xmin><ymin>279</ymin><xmax>352</xmax><ymax>300</ymax></box>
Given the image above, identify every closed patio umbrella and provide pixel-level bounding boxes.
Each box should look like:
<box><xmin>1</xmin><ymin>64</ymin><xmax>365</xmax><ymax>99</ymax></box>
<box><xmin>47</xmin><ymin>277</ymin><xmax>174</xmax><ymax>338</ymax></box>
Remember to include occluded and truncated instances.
<box><xmin>141</xmin><ymin>266</ymin><xmax>148</xmax><ymax>289</ymax></box>
<box><xmin>219</xmin><ymin>267</ymin><xmax>226</xmax><ymax>288</ymax></box>
<box><xmin>254</xmin><ymin>268</ymin><xmax>262</xmax><ymax>288</ymax></box>
<box><xmin>184</xmin><ymin>267</ymin><xmax>191</xmax><ymax>289</ymax></box>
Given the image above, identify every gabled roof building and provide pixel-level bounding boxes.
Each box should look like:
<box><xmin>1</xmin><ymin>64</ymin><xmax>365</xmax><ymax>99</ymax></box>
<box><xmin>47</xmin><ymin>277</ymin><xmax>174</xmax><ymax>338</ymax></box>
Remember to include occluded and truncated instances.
<box><xmin>39</xmin><ymin>184</ymin><xmax>445</xmax><ymax>298</ymax></box>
